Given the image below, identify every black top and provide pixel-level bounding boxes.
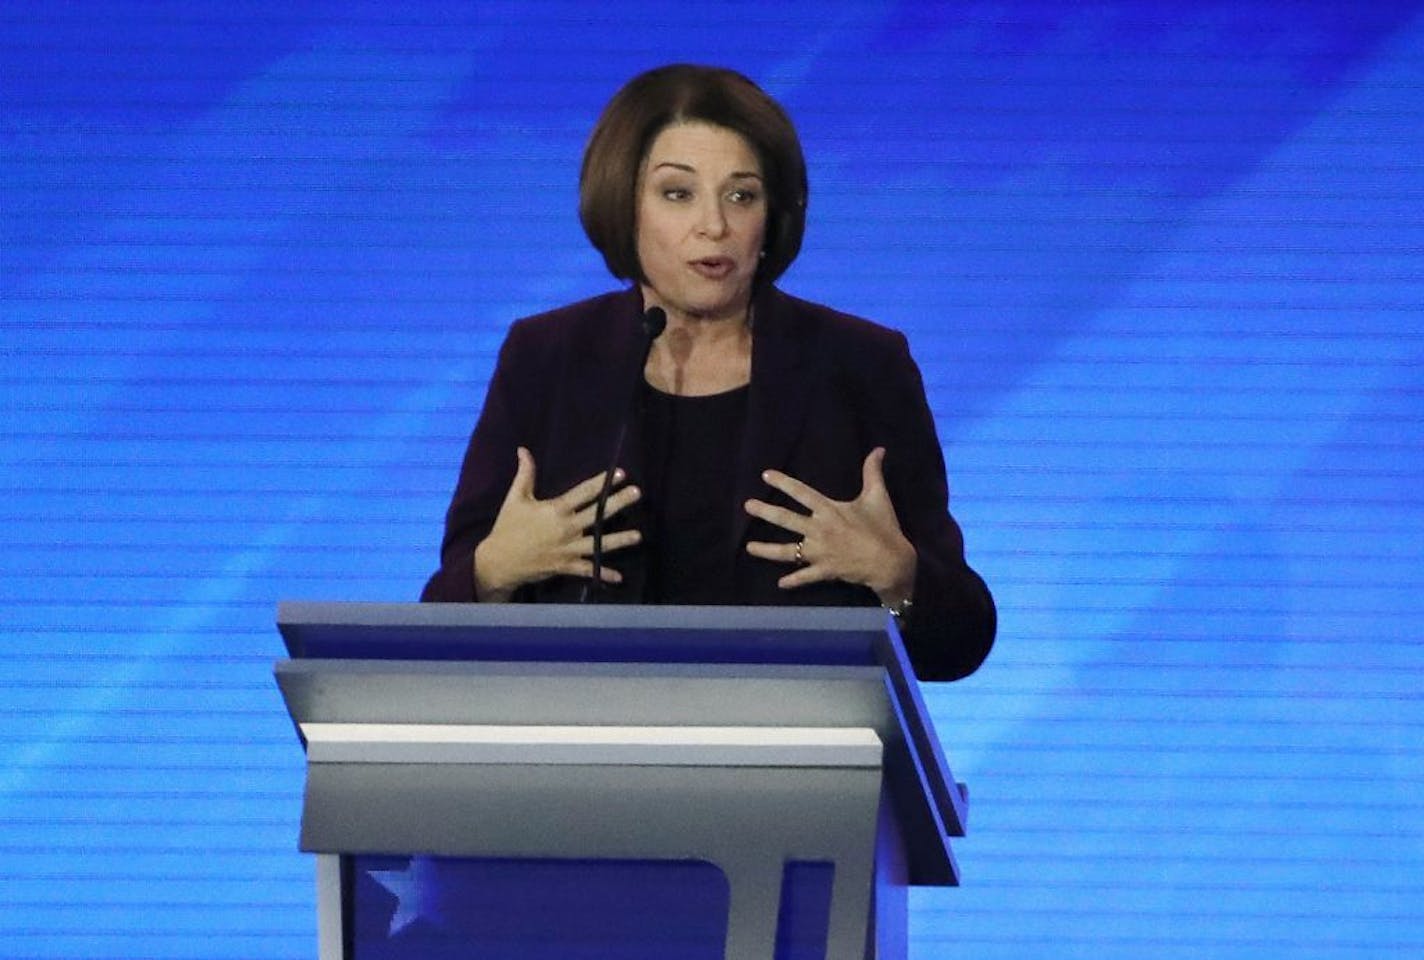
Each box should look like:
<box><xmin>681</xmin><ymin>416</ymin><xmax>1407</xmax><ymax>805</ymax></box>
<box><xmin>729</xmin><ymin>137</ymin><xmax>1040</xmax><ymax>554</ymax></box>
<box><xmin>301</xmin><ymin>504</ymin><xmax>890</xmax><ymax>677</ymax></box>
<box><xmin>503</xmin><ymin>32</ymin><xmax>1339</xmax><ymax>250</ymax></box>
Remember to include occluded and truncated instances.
<box><xmin>639</xmin><ymin>382</ymin><xmax>750</xmax><ymax>604</ymax></box>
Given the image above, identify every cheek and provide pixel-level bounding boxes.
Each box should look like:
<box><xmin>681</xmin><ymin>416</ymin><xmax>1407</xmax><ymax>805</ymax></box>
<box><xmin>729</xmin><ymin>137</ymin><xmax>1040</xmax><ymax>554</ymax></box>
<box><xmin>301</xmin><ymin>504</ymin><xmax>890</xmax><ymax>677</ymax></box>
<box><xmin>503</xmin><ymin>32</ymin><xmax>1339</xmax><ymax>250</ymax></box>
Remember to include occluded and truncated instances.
<box><xmin>637</xmin><ymin>209</ymin><xmax>675</xmax><ymax>249</ymax></box>
<box><xmin>739</xmin><ymin>207</ymin><xmax>768</xmax><ymax>238</ymax></box>
<box><xmin>636</xmin><ymin>228</ymin><xmax>678</xmax><ymax>282</ymax></box>
<box><xmin>637</xmin><ymin>229</ymin><xmax>666</xmax><ymax>266</ymax></box>
<box><xmin>740</xmin><ymin>216</ymin><xmax>768</xmax><ymax>257</ymax></box>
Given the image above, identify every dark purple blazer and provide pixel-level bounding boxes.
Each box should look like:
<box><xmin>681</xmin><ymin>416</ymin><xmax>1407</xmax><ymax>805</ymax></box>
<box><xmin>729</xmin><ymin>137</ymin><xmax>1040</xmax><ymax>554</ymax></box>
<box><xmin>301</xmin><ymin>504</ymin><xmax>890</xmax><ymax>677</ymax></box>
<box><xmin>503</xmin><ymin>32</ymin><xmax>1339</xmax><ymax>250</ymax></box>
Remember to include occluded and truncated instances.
<box><xmin>421</xmin><ymin>285</ymin><xmax>995</xmax><ymax>680</ymax></box>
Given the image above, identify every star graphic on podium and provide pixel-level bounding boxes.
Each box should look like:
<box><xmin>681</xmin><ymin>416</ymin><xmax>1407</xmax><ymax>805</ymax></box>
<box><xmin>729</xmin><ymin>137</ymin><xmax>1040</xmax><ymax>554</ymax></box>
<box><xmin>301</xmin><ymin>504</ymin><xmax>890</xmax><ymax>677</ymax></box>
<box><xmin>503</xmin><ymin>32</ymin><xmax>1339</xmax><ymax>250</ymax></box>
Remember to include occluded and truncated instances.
<box><xmin>367</xmin><ymin>856</ymin><xmax>448</xmax><ymax>936</ymax></box>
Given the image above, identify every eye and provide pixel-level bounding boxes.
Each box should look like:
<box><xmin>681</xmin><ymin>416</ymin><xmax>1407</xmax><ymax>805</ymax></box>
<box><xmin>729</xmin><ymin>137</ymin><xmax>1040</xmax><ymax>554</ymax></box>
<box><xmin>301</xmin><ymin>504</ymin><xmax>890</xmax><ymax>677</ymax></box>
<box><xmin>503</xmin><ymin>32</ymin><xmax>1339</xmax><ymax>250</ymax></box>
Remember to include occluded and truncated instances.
<box><xmin>661</xmin><ymin>187</ymin><xmax>692</xmax><ymax>202</ymax></box>
<box><xmin>728</xmin><ymin>188</ymin><xmax>762</xmax><ymax>205</ymax></box>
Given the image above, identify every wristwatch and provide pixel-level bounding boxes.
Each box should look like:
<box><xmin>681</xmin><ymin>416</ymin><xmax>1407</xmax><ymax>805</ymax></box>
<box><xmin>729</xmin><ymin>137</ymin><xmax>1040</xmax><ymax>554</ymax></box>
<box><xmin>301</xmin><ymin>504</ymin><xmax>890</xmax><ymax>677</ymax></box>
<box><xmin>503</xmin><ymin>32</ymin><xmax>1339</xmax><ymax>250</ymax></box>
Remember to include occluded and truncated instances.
<box><xmin>884</xmin><ymin>597</ymin><xmax>914</xmax><ymax>621</ymax></box>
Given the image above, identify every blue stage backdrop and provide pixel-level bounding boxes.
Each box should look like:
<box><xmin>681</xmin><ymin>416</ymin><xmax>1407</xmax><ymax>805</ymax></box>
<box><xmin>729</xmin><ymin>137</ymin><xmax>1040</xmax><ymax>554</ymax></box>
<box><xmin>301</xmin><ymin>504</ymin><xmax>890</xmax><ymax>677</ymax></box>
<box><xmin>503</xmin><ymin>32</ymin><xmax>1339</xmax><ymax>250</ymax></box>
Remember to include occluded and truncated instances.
<box><xmin>3</xmin><ymin>2</ymin><xmax>1421</xmax><ymax>957</ymax></box>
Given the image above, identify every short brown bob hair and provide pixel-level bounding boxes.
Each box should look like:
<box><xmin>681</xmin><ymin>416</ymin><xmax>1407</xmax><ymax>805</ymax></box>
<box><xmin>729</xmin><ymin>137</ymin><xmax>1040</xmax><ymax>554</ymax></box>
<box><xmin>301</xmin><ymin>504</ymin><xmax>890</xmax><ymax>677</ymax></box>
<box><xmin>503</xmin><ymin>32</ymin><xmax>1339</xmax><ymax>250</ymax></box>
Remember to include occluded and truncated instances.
<box><xmin>579</xmin><ymin>64</ymin><xmax>808</xmax><ymax>288</ymax></box>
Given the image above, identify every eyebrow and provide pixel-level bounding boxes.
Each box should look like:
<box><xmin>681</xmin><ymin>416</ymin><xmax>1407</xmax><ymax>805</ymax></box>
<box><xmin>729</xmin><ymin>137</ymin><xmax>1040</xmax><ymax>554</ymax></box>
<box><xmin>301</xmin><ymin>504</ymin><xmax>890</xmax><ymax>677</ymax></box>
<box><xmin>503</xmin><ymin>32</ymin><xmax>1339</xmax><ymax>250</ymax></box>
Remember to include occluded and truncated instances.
<box><xmin>652</xmin><ymin>161</ymin><xmax>763</xmax><ymax>180</ymax></box>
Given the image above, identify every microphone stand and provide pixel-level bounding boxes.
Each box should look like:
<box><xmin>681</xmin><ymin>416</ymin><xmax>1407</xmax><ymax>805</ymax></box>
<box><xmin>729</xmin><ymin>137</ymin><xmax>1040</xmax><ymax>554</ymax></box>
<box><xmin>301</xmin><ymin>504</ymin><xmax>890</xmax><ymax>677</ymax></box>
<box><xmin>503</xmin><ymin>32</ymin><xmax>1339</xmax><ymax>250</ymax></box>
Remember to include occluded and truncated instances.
<box><xmin>581</xmin><ymin>306</ymin><xmax>666</xmax><ymax>602</ymax></box>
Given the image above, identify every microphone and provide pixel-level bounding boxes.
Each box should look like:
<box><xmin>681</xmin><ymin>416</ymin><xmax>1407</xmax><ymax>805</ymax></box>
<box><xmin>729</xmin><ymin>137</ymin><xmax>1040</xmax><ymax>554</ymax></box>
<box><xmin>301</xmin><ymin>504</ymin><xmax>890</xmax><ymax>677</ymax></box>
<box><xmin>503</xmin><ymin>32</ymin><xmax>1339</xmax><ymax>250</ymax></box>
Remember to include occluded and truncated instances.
<box><xmin>583</xmin><ymin>306</ymin><xmax>666</xmax><ymax>602</ymax></box>
<box><xmin>643</xmin><ymin>305</ymin><xmax>670</xmax><ymax>339</ymax></box>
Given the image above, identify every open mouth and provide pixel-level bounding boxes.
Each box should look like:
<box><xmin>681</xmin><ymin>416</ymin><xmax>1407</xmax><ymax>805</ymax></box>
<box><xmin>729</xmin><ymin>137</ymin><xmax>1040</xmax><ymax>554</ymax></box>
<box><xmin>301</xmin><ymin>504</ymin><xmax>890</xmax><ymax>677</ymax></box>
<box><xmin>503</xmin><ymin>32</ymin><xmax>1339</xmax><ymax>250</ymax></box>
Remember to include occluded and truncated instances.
<box><xmin>689</xmin><ymin>257</ymin><xmax>735</xmax><ymax>279</ymax></box>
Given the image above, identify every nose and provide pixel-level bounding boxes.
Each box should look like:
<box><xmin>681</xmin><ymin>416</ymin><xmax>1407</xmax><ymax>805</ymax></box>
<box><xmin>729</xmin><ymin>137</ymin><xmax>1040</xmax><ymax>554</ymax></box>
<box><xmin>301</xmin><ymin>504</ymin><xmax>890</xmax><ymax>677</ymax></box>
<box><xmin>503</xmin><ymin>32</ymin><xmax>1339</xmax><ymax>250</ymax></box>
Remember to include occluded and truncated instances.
<box><xmin>695</xmin><ymin>197</ymin><xmax>729</xmax><ymax>239</ymax></box>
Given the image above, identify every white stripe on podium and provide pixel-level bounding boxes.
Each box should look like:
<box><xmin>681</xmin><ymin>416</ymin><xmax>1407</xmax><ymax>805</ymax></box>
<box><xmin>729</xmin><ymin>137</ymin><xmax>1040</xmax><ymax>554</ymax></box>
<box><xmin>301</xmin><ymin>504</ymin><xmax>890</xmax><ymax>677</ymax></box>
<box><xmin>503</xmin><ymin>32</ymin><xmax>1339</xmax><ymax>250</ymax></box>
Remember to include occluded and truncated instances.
<box><xmin>301</xmin><ymin>722</ymin><xmax>883</xmax><ymax>768</ymax></box>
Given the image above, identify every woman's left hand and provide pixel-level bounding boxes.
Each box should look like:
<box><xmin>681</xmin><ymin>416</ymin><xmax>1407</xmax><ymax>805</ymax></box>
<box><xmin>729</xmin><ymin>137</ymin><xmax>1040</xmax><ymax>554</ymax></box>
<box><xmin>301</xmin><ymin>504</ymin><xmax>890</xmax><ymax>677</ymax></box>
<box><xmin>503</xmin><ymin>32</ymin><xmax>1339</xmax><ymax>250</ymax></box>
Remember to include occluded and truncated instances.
<box><xmin>745</xmin><ymin>447</ymin><xmax>917</xmax><ymax>605</ymax></box>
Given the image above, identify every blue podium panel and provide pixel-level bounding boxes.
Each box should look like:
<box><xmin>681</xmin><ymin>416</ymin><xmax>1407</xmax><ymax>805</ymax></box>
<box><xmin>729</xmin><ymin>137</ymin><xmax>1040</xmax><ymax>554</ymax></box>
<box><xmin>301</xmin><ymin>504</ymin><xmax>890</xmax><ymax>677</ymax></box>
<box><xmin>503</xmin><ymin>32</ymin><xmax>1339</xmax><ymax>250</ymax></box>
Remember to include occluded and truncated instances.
<box><xmin>347</xmin><ymin>855</ymin><xmax>836</xmax><ymax>960</ymax></box>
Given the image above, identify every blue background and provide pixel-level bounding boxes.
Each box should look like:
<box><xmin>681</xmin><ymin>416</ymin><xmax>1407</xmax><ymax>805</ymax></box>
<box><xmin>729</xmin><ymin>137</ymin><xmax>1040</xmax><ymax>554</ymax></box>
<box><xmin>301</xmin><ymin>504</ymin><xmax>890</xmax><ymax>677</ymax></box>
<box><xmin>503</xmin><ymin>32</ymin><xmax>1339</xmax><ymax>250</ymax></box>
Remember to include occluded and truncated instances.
<box><xmin>2</xmin><ymin>1</ymin><xmax>1421</xmax><ymax>957</ymax></box>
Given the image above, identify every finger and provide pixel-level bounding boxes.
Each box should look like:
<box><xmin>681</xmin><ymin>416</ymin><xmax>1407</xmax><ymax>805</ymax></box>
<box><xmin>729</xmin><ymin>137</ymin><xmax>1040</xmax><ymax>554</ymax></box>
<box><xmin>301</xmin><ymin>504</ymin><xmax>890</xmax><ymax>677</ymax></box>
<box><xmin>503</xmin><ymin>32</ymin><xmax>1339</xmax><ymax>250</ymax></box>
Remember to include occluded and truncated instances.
<box><xmin>574</xmin><ymin>483</ymin><xmax>641</xmax><ymax>529</ymax></box>
<box><xmin>760</xmin><ymin>469</ymin><xmax>829</xmax><ymax>510</ymax></box>
<box><xmin>603</xmin><ymin>482</ymin><xmax>641</xmax><ymax>518</ymax></box>
<box><xmin>860</xmin><ymin>447</ymin><xmax>887</xmax><ymax>494</ymax></box>
<box><xmin>576</xmin><ymin>528</ymin><xmax>642</xmax><ymax>556</ymax></box>
<box><xmin>777</xmin><ymin>564</ymin><xmax>829</xmax><ymax>590</ymax></box>
<box><xmin>746</xmin><ymin>539</ymin><xmax>803</xmax><ymax>564</ymax></box>
<box><xmin>744</xmin><ymin>498</ymin><xmax>811</xmax><ymax>535</ymax></box>
<box><xmin>568</xmin><ymin>559</ymin><xmax>625</xmax><ymax>584</ymax></box>
<box><xmin>560</xmin><ymin>466</ymin><xmax>626</xmax><ymax>511</ymax></box>
<box><xmin>506</xmin><ymin>446</ymin><xmax>536</xmax><ymax>500</ymax></box>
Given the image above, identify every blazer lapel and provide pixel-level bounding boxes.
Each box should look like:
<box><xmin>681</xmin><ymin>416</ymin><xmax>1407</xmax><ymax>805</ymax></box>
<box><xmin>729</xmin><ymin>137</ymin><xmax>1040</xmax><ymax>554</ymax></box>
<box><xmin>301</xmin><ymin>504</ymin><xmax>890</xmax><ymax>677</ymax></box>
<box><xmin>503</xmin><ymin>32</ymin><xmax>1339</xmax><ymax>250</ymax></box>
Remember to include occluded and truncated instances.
<box><xmin>732</xmin><ymin>286</ymin><xmax>817</xmax><ymax>548</ymax></box>
<box><xmin>555</xmin><ymin>288</ymin><xmax>649</xmax><ymax>481</ymax></box>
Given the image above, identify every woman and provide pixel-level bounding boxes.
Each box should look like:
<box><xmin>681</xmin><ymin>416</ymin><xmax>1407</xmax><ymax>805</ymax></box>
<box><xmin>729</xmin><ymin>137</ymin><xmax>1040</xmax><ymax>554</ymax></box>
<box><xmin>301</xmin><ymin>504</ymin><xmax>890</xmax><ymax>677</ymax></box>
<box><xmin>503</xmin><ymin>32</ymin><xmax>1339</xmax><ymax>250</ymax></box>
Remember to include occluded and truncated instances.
<box><xmin>421</xmin><ymin>64</ymin><xmax>994</xmax><ymax>681</ymax></box>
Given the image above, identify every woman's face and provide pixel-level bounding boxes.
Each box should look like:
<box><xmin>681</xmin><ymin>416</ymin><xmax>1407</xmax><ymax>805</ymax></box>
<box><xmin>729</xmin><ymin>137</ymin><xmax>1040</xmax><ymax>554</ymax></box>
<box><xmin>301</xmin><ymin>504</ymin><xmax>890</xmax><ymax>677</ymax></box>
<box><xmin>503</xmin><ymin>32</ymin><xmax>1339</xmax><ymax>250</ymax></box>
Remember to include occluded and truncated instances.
<box><xmin>635</xmin><ymin>121</ymin><xmax>767</xmax><ymax>324</ymax></box>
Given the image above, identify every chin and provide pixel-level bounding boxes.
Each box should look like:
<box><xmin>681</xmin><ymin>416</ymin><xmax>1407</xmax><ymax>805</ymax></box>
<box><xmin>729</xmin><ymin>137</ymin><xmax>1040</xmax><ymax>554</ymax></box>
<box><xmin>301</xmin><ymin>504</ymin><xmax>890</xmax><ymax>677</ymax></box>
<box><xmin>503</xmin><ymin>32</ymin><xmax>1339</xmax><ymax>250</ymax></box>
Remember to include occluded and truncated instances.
<box><xmin>685</xmin><ymin>301</ymin><xmax>743</xmax><ymax>321</ymax></box>
<box><xmin>646</xmin><ymin>276</ymin><xmax>752</xmax><ymax>321</ymax></box>
<box><xmin>686</xmin><ymin>287</ymin><xmax>753</xmax><ymax>318</ymax></box>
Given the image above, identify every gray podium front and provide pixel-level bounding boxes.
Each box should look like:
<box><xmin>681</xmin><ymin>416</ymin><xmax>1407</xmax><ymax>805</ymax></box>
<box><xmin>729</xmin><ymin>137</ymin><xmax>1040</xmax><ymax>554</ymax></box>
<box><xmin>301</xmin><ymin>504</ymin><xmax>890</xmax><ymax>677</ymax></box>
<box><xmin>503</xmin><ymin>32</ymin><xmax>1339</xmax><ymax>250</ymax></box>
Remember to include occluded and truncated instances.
<box><xmin>274</xmin><ymin>602</ymin><xmax>969</xmax><ymax>960</ymax></box>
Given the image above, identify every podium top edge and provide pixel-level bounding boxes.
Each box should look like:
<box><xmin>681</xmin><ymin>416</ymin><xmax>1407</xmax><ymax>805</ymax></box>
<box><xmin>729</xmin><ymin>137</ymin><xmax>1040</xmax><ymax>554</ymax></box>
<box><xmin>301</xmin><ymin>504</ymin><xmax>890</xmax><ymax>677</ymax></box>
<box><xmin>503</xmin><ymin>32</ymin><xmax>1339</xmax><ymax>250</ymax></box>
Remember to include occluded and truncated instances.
<box><xmin>277</xmin><ymin>601</ymin><xmax>893</xmax><ymax>635</ymax></box>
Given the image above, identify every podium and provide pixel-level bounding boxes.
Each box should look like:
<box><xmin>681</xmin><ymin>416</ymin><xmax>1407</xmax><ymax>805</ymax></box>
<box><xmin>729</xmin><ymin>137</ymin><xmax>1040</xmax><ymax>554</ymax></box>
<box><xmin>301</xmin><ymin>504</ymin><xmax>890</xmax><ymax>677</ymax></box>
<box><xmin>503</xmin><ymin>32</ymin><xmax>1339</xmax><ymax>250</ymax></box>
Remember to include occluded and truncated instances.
<box><xmin>274</xmin><ymin>602</ymin><xmax>969</xmax><ymax>960</ymax></box>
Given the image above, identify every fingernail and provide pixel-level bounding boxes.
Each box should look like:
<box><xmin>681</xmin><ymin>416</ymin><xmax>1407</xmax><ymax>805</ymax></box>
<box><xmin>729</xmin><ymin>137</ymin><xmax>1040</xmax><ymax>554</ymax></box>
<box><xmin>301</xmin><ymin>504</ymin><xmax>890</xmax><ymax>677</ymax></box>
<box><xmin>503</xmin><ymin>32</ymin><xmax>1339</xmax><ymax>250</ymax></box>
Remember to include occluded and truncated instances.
<box><xmin>614</xmin><ymin>468</ymin><xmax>625</xmax><ymax>481</ymax></box>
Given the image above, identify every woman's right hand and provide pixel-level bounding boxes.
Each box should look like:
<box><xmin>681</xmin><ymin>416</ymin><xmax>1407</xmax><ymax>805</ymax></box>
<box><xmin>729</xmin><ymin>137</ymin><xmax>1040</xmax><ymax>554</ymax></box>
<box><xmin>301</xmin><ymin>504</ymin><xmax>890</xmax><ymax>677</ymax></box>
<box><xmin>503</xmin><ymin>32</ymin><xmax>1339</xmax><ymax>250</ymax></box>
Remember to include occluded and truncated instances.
<box><xmin>473</xmin><ymin>447</ymin><xmax>642</xmax><ymax>601</ymax></box>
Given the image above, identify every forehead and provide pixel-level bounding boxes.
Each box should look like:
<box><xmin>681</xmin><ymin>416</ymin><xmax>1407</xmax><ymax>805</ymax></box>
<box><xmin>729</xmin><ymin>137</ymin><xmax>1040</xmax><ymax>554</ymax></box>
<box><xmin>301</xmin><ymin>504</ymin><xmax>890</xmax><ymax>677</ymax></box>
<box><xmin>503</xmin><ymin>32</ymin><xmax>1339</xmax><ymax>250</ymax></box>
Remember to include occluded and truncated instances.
<box><xmin>642</xmin><ymin>121</ymin><xmax>761</xmax><ymax>174</ymax></box>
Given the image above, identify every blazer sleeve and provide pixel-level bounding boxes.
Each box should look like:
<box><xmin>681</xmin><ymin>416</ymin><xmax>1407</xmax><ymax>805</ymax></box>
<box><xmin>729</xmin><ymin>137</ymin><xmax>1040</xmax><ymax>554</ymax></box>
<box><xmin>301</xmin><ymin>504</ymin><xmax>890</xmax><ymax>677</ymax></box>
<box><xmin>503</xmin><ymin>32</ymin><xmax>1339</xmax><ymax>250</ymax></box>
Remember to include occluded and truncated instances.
<box><xmin>419</xmin><ymin>327</ymin><xmax>531</xmax><ymax>602</ymax></box>
<box><xmin>871</xmin><ymin>331</ymin><xmax>996</xmax><ymax>681</ymax></box>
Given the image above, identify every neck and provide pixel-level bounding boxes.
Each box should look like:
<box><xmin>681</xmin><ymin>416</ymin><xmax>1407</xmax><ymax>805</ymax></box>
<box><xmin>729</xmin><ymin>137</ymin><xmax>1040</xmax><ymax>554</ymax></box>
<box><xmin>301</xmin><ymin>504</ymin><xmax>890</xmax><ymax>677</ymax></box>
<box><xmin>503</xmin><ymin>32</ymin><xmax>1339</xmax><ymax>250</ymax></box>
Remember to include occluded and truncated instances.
<box><xmin>640</xmin><ymin>294</ymin><xmax>754</xmax><ymax>397</ymax></box>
